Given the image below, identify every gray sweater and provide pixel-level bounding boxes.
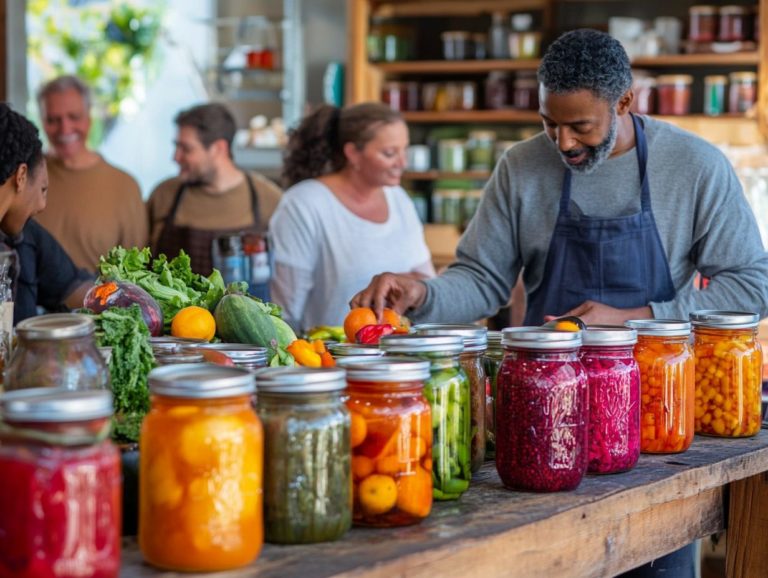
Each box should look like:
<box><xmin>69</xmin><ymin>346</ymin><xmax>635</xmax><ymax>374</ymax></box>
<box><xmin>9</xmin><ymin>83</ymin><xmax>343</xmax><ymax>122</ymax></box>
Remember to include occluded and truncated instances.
<box><xmin>414</xmin><ymin>116</ymin><xmax>768</xmax><ymax>323</ymax></box>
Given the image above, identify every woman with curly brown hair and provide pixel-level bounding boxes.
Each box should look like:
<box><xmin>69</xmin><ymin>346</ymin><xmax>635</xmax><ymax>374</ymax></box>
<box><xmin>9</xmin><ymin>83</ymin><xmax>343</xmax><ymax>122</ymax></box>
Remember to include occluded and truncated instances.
<box><xmin>270</xmin><ymin>102</ymin><xmax>434</xmax><ymax>331</ymax></box>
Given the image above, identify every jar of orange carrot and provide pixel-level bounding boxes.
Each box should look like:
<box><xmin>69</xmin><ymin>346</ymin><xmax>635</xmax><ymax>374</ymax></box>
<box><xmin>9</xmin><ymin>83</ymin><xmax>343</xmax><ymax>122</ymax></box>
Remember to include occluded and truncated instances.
<box><xmin>340</xmin><ymin>356</ymin><xmax>433</xmax><ymax>527</ymax></box>
<box><xmin>625</xmin><ymin>320</ymin><xmax>695</xmax><ymax>454</ymax></box>
<box><xmin>690</xmin><ymin>310</ymin><xmax>762</xmax><ymax>437</ymax></box>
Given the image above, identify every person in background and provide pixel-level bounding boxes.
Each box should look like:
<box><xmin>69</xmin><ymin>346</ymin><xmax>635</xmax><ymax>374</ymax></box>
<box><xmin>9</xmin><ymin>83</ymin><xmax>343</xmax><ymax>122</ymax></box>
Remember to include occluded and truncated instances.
<box><xmin>147</xmin><ymin>102</ymin><xmax>282</xmax><ymax>275</ymax></box>
<box><xmin>0</xmin><ymin>103</ymin><xmax>93</xmax><ymax>323</ymax></box>
<box><xmin>34</xmin><ymin>75</ymin><xmax>148</xmax><ymax>272</ymax></box>
<box><xmin>270</xmin><ymin>102</ymin><xmax>435</xmax><ymax>331</ymax></box>
<box><xmin>351</xmin><ymin>30</ymin><xmax>768</xmax><ymax>578</ymax></box>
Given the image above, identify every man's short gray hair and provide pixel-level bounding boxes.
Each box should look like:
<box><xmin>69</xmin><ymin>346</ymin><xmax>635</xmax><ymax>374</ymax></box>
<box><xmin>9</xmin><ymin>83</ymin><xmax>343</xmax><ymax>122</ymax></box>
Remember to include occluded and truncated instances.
<box><xmin>37</xmin><ymin>75</ymin><xmax>92</xmax><ymax>113</ymax></box>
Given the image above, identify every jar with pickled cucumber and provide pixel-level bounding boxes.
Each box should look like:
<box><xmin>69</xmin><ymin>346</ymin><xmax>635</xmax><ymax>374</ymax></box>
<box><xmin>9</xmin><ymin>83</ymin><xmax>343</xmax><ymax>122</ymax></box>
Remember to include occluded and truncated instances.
<box><xmin>255</xmin><ymin>367</ymin><xmax>351</xmax><ymax>543</ymax></box>
<box><xmin>340</xmin><ymin>357</ymin><xmax>432</xmax><ymax>526</ymax></box>
<box><xmin>690</xmin><ymin>310</ymin><xmax>763</xmax><ymax>437</ymax></box>
<box><xmin>413</xmin><ymin>324</ymin><xmax>488</xmax><ymax>473</ymax></box>
<box><xmin>626</xmin><ymin>320</ymin><xmax>695</xmax><ymax>454</ymax></box>
<box><xmin>483</xmin><ymin>330</ymin><xmax>503</xmax><ymax>457</ymax></box>
<box><xmin>497</xmin><ymin>328</ymin><xmax>588</xmax><ymax>492</ymax></box>
<box><xmin>580</xmin><ymin>326</ymin><xmax>640</xmax><ymax>474</ymax></box>
<box><xmin>139</xmin><ymin>364</ymin><xmax>262</xmax><ymax>572</ymax></box>
<box><xmin>380</xmin><ymin>334</ymin><xmax>471</xmax><ymax>500</ymax></box>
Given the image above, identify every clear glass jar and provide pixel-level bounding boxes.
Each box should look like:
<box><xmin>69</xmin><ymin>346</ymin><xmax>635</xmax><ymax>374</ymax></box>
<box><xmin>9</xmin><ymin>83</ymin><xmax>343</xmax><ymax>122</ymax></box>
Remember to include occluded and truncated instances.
<box><xmin>580</xmin><ymin>326</ymin><xmax>641</xmax><ymax>474</ymax></box>
<box><xmin>413</xmin><ymin>324</ymin><xmax>488</xmax><ymax>473</ymax></box>
<box><xmin>5</xmin><ymin>313</ymin><xmax>110</xmax><ymax>392</ymax></box>
<box><xmin>497</xmin><ymin>328</ymin><xmax>588</xmax><ymax>492</ymax></box>
<box><xmin>728</xmin><ymin>72</ymin><xmax>757</xmax><ymax>114</ymax></box>
<box><xmin>381</xmin><ymin>81</ymin><xmax>420</xmax><ymax>112</ymax></box>
<box><xmin>466</xmin><ymin>130</ymin><xmax>496</xmax><ymax>171</ymax></box>
<box><xmin>341</xmin><ymin>357</ymin><xmax>432</xmax><ymax>526</ymax></box>
<box><xmin>483</xmin><ymin>330</ymin><xmax>503</xmax><ymax>457</ymax></box>
<box><xmin>656</xmin><ymin>75</ymin><xmax>692</xmax><ymax>116</ymax></box>
<box><xmin>631</xmin><ymin>76</ymin><xmax>657</xmax><ymax>115</ymax></box>
<box><xmin>139</xmin><ymin>364</ymin><xmax>262</xmax><ymax>571</ymax></box>
<box><xmin>485</xmin><ymin>71</ymin><xmax>510</xmax><ymax>110</ymax></box>
<box><xmin>690</xmin><ymin>311</ymin><xmax>762</xmax><ymax>437</ymax></box>
<box><xmin>703</xmin><ymin>75</ymin><xmax>727</xmax><ymax>116</ymax></box>
<box><xmin>626</xmin><ymin>320</ymin><xmax>695</xmax><ymax>454</ymax></box>
<box><xmin>379</xmin><ymin>335</ymin><xmax>471</xmax><ymax>501</ymax></box>
<box><xmin>328</xmin><ymin>342</ymin><xmax>384</xmax><ymax>358</ymax></box>
<box><xmin>441</xmin><ymin>31</ymin><xmax>471</xmax><ymax>60</ymax></box>
<box><xmin>255</xmin><ymin>367</ymin><xmax>351</xmax><ymax>543</ymax></box>
<box><xmin>0</xmin><ymin>388</ymin><xmax>121</xmax><ymax>578</ymax></box>
<box><xmin>512</xmin><ymin>75</ymin><xmax>539</xmax><ymax>110</ymax></box>
<box><xmin>718</xmin><ymin>5</ymin><xmax>752</xmax><ymax>42</ymax></box>
<box><xmin>689</xmin><ymin>5</ymin><xmax>719</xmax><ymax>43</ymax></box>
<box><xmin>188</xmin><ymin>343</ymin><xmax>268</xmax><ymax>372</ymax></box>
<box><xmin>149</xmin><ymin>336</ymin><xmax>206</xmax><ymax>356</ymax></box>
<box><xmin>437</xmin><ymin>140</ymin><xmax>466</xmax><ymax>172</ymax></box>
<box><xmin>432</xmin><ymin>189</ymin><xmax>464</xmax><ymax>226</ymax></box>
<box><xmin>154</xmin><ymin>350</ymin><xmax>205</xmax><ymax>365</ymax></box>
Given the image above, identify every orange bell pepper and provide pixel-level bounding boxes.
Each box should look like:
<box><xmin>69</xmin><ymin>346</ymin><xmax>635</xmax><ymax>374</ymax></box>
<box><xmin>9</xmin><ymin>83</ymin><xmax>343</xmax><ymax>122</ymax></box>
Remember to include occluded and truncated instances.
<box><xmin>286</xmin><ymin>340</ymin><xmax>322</xmax><ymax>368</ymax></box>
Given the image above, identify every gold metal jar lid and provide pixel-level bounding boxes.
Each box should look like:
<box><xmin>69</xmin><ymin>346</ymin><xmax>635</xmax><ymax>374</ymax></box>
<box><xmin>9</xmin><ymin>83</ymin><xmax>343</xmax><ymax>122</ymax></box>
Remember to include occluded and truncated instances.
<box><xmin>689</xmin><ymin>5</ymin><xmax>719</xmax><ymax>15</ymax></box>
<box><xmin>729</xmin><ymin>71</ymin><xmax>758</xmax><ymax>82</ymax></box>
<box><xmin>656</xmin><ymin>75</ymin><xmax>694</xmax><ymax>85</ymax></box>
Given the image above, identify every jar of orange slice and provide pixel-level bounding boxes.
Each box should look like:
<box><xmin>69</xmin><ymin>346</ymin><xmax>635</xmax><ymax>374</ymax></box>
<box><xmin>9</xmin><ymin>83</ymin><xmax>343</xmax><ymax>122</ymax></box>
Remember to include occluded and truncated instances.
<box><xmin>339</xmin><ymin>356</ymin><xmax>433</xmax><ymax>527</ymax></box>
<box><xmin>626</xmin><ymin>320</ymin><xmax>695</xmax><ymax>454</ymax></box>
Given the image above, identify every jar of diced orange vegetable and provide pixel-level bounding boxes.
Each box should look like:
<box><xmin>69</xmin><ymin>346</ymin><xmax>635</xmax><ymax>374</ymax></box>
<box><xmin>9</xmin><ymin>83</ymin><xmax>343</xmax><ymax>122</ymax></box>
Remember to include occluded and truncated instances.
<box><xmin>689</xmin><ymin>310</ymin><xmax>762</xmax><ymax>438</ymax></box>
<box><xmin>625</xmin><ymin>320</ymin><xmax>695</xmax><ymax>454</ymax></box>
<box><xmin>139</xmin><ymin>364</ymin><xmax>262</xmax><ymax>572</ymax></box>
<box><xmin>340</xmin><ymin>356</ymin><xmax>433</xmax><ymax>527</ymax></box>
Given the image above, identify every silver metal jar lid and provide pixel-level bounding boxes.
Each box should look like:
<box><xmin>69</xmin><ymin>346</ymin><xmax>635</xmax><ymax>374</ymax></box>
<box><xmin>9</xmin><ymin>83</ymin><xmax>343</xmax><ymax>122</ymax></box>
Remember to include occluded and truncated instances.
<box><xmin>154</xmin><ymin>351</ymin><xmax>206</xmax><ymax>365</ymax></box>
<box><xmin>187</xmin><ymin>342</ymin><xmax>269</xmax><ymax>364</ymax></box>
<box><xmin>149</xmin><ymin>363</ymin><xmax>255</xmax><ymax>398</ymax></box>
<box><xmin>487</xmin><ymin>330</ymin><xmax>503</xmax><ymax>347</ymax></box>
<box><xmin>412</xmin><ymin>323</ymin><xmax>488</xmax><ymax>351</ymax></box>
<box><xmin>149</xmin><ymin>336</ymin><xmax>207</xmax><ymax>352</ymax></box>
<box><xmin>327</xmin><ymin>342</ymin><xmax>384</xmax><ymax>357</ymax></box>
<box><xmin>689</xmin><ymin>310</ymin><xmax>759</xmax><ymax>329</ymax></box>
<box><xmin>625</xmin><ymin>319</ymin><xmax>691</xmax><ymax>336</ymax></box>
<box><xmin>1</xmin><ymin>388</ymin><xmax>113</xmax><ymax>422</ymax></box>
<box><xmin>254</xmin><ymin>367</ymin><xmax>347</xmax><ymax>393</ymax></box>
<box><xmin>379</xmin><ymin>333</ymin><xmax>464</xmax><ymax>355</ymax></box>
<box><xmin>581</xmin><ymin>325</ymin><xmax>638</xmax><ymax>347</ymax></box>
<box><xmin>336</xmin><ymin>356</ymin><xmax>431</xmax><ymax>382</ymax></box>
<box><xmin>16</xmin><ymin>313</ymin><xmax>95</xmax><ymax>340</ymax></box>
<box><xmin>502</xmin><ymin>327</ymin><xmax>582</xmax><ymax>349</ymax></box>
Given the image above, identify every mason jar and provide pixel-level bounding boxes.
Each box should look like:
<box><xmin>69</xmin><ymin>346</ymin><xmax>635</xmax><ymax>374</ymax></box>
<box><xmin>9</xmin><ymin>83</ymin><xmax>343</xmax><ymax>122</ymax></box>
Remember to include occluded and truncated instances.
<box><xmin>5</xmin><ymin>313</ymin><xmax>110</xmax><ymax>392</ymax></box>
<box><xmin>483</xmin><ymin>330</ymin><xmax>503</xmax><ymax>456</ymax></box>
<box><xmin>340</xmin><ymin>357</ymin><xmax>432</xmax><ymax>527</ymax></box>
<box><xmin>189</xmin><ymin>343</ymin><xmax>269</xmax><ymax>371</ymax></box>
<box><xmin>255</xmin><ymin>367</ymin><xmax>351</xmax><ymax>543</ymax></box>
<box><xmin>139</xmin><ymin>364</ymin><xmax>263</xmax><ymax>572</ymax></box>
<box><xmin>690</xmin><ymin>310</ymin><xmax>762</xmax><ymax>437</ymax></box>
<box><xmin>497</xmin><ymin>328</ymin><xmax>588</xmax><ymax>492</ymax></box>
<box><xmin>0</xmin><ymin>388</ymin><xmax>121</xmax><ymax>577</ymax></box>
<box><xmin>580</xmin><ymin>326</ymin><xmax>641</xmax><ymax>474</ymax></box>
<box><xmin>379</xmin><ymin>334</ymin><xmax>471</xmax><ymax>500</ymax></box>
<box><xmin>413</xmin><ymin>324</ymin><xmax>488</xmax><ymax>473</ymax></box>
<box><xmin>626</xmin><ymin>320</ymin><xmax>695</xmax><ymax>454</ymax></box>
<box><xmin>328</xmin><ymin>342</ymin><xmax>384</xmax><ymax>359</ymax></box>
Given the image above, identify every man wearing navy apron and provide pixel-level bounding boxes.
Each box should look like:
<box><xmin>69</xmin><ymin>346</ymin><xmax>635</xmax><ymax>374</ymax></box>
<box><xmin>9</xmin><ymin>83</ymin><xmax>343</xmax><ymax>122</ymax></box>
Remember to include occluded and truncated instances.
<box><xmin>352</xmin><ymin>29</ymin><xmax>768</xmax><ymax>577</ymax></box>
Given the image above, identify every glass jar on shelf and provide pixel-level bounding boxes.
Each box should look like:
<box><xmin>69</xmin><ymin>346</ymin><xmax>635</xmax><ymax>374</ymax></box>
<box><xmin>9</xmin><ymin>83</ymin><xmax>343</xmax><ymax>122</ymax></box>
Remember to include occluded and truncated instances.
<box><xmin>381</xmin><ymin>81</ymin><xmax>419</xmax><ymax>112</ymax></box>
<box><xmin>485</xmin><ymin>71</ymin><xmax>511</xmax><ymax>110</ymax></box>
<box><xmin>488</xmin><ymin>11</ymin><xmax>510</xmax><ymax>59</ymax></box>
<box><xmin>441</xmin><ymin>31</ymin><xmax>471</xmax><ymax>60</ymax></box>
<box><xmin>483</xmin><ymin>330</ymin><xmax>503</xmax><ymax>456</ymax></box>
<box><xmin>688</xmin><ymin>5</ymin><xmax>719</xmax><ymax>43</ymax></box>
<box><xmin>656</xmin><ymin>75</ymin><xmax>692</xmax><ymax>116</ymax></box>
<box><xmin>432</xmin><ymin>189</ymin><xmax>464</xmax><ymax>226</ymax></box>
<box><xmin>718</xmin><ymin>5</ymin><xmax>752</xmax><ymax>42</ymax></box>
<box><xmin>703</xmin><ymin>75</ymin><xmax>727</xmax><ymax>116</ymax></box>
<box><xmin>728</xmin><ymin>71</ymin><xmax>757</xmax><ymax>114</ymax></box>
<box><xmin>512</xmin><ymin>74</ymin><xmax>539</xmax><ymax>110</ymax></box>
<box><xmin>446</xmin><ymin>81</ymin><xmax>477</xmax><ymax>111</ymax></box>
<box><xmin>631</xmin><ymin>76</ymin><xmax>657</xmax><ymax>115</ymax></box>
<box><xmin>466</xmin><ymin>131</ymin><xmax>496</xmax><ymax>171</ymax></box>
<box><xmin>437</xmin><ymin>140</ymin><xmax>467</xmax><ymax>173</ymax></box>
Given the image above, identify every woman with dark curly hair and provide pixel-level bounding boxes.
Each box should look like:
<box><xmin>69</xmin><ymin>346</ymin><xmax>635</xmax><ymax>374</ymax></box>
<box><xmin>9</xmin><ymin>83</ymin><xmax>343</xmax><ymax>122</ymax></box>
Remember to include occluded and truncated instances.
<box><xmin>269</xmin><ymin>102</ymin><xmax>434</xmax><ymax>330</ymax></box>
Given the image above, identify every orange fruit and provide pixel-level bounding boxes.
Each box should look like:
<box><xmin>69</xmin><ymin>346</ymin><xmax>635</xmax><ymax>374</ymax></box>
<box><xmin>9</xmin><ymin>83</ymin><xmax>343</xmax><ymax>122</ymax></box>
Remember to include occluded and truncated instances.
<box><xmin>395</xmin><ymin>466</ymin><xmax>432</xmax><ymax>518</ymax></box>
<box><xmin>350</xmin><ymin>412</ymin><xmax>367</xmax><ymax>448</ymax></box>
<box><xmin>358</xmin><ymin>474</ymin><xmax>397</xmax><ymax>515</ymax></box>
<box><xmin>381</xmin><ymin>308</ymin><xmax>401</xmax><ymax>329</ymax></box>
<box><xmin>352</xmin><ymin>456</ymin><xmax>375</xmax><ymax>481</ymax></box>
<box><xmin>344</xmin><ymin>307</ymin><xmax>377</xmax><ymax>342</ymax></box>
<box><xmin>171</xmin><ymin>306</ymin><xmax>216</xmax><ymax>341</ymax></box>
<box><xmin>554</xmin><ymin>320</ymin><xmax>581</xmax><ymax>332</ymax></box>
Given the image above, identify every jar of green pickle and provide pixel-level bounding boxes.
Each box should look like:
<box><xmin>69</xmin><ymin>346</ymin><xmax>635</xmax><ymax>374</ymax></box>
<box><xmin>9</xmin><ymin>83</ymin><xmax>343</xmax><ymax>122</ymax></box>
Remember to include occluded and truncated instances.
<box><xmin>466</xmin><ymin>131</ymin><xmax>496</xmax><ymax>171</ymax></box>
<box><xmin>483</xmin><ymin>330</ymin><xmax>503</xmax><ymax>456</ymax></box>
<box><xmin>379</xmin><ymin>334</ymin><xmax>471</xmax><ymax>500</ymax></box>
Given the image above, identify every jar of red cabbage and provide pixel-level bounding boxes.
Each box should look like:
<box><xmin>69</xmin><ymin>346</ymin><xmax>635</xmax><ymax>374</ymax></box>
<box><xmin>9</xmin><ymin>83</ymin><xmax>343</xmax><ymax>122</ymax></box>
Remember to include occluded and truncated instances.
<box><xmin>496</xmin><ymin>328</ymin><xmax>588</xmax><ymax>492</ymax></box>
<box><xmin>580</xmin><ymin>326</ymin><xmax>640</xmax><ymax>474</ymax></box>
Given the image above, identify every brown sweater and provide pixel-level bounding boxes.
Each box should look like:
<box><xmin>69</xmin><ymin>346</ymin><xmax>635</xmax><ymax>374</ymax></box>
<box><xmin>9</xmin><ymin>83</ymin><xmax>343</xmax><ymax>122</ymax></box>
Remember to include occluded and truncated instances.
<box><xmin>35</xmin><ymin>155</ymin><xmax>148</xmax><ymax>272</ymax></box>
<box><xmin>146</xmin><ymin>171</ymin><xmax>282</xmax><ymax>248</ymax></box>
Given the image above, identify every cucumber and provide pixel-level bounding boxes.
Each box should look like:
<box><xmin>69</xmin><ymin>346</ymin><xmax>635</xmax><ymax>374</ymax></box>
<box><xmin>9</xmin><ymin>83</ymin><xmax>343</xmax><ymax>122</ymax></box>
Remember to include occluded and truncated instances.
<box><xmin>215</xmin><ymin>293</ymin><xmax>280</xmax><ymax>357</ymax></box>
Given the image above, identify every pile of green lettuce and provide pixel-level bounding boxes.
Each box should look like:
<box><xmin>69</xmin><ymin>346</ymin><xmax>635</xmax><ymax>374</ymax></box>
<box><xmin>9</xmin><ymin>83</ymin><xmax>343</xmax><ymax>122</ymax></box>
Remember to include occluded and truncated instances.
<box><xmin>98</xmin><ymin>246</ymin><xmax>225</xmax><ymax>331</ymax></box>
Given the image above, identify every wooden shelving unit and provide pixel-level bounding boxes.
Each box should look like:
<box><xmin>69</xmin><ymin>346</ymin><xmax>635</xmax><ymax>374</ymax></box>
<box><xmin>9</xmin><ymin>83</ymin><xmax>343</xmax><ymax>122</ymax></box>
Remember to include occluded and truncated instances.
<box><xmin>371</xmin><ymin>0</ymin><xmax>549</xmax><ymax>18</ymax></box>
<box><xmin>402</xmin><ymin>110</ymin><xmax>541</xmax><ymax>123</ymax></box>
<box><xmin>376</xmin><ymin>59</ymin><xmax>540</xmax><ymax>74</ymax></box>
<box><xmin>404</xmin><ymin>170</ymin><xmax>492</xmax><ymax>180</ymax></box>
<box><xmin>632</xmin><ymin>52</ymin><xmax>760</xmax><ymax>68</ymax></box>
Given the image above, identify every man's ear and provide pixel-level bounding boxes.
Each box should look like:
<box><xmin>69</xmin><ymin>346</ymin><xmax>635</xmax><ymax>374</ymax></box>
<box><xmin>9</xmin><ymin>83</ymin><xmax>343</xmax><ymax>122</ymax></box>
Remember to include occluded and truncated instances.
<box><xmin>616</xmin><ymin>89</ymin><xmax>633</xmax><ymax>115</ymax></box>
<box><xmin>211</xmin><ymin>138</ymin><xmax>230</xmax><ymax>160</ymax></box>
<box><xmin>13</xmin><ymin>164</ymin><xmax>29</xmax><ymax>193</ymax></box>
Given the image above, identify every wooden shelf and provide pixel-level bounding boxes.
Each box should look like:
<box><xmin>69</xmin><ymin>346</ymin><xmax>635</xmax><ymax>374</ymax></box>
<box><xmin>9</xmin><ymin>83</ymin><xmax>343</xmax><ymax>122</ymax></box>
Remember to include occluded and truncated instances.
<box><xmin>402</xmin><ymin>110</ymin><xmax>541</xmax><ymax>123</ymax></box>
<box><xmin>375</xmin><ymin>59</ymin><xmax>540</xmax><ymax>74</ymax></box>
<box><xmin>632</xmin><ymin>52</ymin><xmax>760</xmax><ymax>68</ymax></box>
<box><xmin>372</xmin><ymin>0</ymin><xmax>547</xmax><ymax>17</ymax></box>
<box><xmin>404</xmin><ymin>170</ymin><xmax>491</xmax><ymax>180</ymax></box>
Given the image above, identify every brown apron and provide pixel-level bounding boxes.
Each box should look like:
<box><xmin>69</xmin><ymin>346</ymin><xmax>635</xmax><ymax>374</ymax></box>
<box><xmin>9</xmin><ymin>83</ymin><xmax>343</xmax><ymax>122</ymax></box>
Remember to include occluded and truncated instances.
<box><xmin>154</xmin><ymin>173</ymin><xmax>262</xmax><ymax>276</ymax></box>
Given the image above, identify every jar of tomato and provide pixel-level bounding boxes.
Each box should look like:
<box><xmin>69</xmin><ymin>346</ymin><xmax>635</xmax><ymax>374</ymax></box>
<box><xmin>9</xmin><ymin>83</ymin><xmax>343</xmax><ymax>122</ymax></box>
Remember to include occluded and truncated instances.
<box><xmin>139</xmin><ymin>364</ymin><xmax>262</xmax><ymax>572</ymax></box>
<box><xmin>496</xmin><ymin>328</ymin><xmax>588</xmax><ymax>492</ymax></box>
<box><xmin>580</xmin><ymin>326</ymin><xmax>640</xmax><ymax>474</ymax></box>
<box><xmin>255</xmin><ymin>367</ymin><xmax>351</xmax><ymax>543</ymax></box>
<box><xmin>690</xmin><ymin>310</ymin><xmax>762</xmax><ymax>437</ymax></box>
<box><xmin>340</xmin><ymin>357</ymin><xmax>432</xmax><ymax>526</ymax></box>
<box><xmin>379</xmin><ymin>334</ymin><xmax>471</xmax><ymax>500</ymax></box>
<box><xmin>0</xmin><ymin>388</ymin><xmax>121</xmax><ymax>578</ymax></box>
<box><xmin>625</xmin><ymin>320</ymin><xmax>695</xmax><ymax>454</ymax></box>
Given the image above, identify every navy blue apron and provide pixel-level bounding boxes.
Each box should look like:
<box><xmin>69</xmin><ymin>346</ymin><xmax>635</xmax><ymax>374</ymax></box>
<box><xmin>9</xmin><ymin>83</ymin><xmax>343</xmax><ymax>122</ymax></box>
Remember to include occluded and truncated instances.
<box><xmin>523</xmin><ymin>113</ymin><xmax>675</xmax><ymax>325</ymax></box>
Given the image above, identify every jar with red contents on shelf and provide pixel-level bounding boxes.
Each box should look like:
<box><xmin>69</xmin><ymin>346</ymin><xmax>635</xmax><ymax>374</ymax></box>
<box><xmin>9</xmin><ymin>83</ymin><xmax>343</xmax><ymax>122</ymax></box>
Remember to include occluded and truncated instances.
<box><xmin>580</xmin><ymin>326</ymin><xmax>640</xmax><ymax>474</ymax></box>
<box><xmin>688</xmin><ymin>5</ymin><xmax>719</xmax><ymax>43</ymax></box>
<box><xmin>341</xmin><ymin>357</ymin><xmax>433</xmax><ymax>526</ymax></box>
<box><xmin>689</xmin><ymin>311</ymin><xmax>762</xmax><ymax>438</ymax></box>
<box><xmin>728</xmin><ymin>72</ymin><xmax>757</xmax><ymax>114</ymax></box>
<box><xmin>381</xmin><ymin>81</ymin><xmax>419</xmax><ymax>112</ymax></box>
<box><xmin>0</xmin><ymin>388</ymin><xmax>121</xmax><ymax>578</ymax></box>
<box><xmin>625</xmin><ymin>320</ymin><xmax>695</xmax><ymax>454</ymax></box>
<box><xmin>512</xmin><ymin>75</ymin><xmax>539</xmax><ymax>110</ymax></box>
<box><xmin>656</xmin><ymin>75</ymin><xmax>692</xmax><ymax>116</ymax></box>
<box><xmin>496</xmin><ymin>328</ymin><xmax>588</xmax><ymax>492</ymax></box>
<box><xmin>718</xmin><ymin>5</ymin><xmax>753</xmax><ymax>42</ymax></box>
<box><xmin>631</xmin><ymin>76</ymin><xmax>657</xmax><ymax>115</ymax></box>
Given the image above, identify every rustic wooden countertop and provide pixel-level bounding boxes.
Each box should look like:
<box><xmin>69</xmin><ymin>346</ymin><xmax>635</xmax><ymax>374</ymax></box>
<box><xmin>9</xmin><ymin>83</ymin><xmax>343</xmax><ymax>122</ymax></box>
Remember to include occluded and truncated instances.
<box><xmin>121</xmin><ymin>431</ymin><xmax>768</xmax><ymax>578</ymax></box>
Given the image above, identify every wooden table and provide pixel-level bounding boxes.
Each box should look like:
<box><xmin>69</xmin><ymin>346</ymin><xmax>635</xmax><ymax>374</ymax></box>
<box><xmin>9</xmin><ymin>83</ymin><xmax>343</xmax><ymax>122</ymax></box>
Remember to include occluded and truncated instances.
<box><xmin>121</xmin><ymin>431</ymin><xmax>768</xmax><ymax>578</ymax></box>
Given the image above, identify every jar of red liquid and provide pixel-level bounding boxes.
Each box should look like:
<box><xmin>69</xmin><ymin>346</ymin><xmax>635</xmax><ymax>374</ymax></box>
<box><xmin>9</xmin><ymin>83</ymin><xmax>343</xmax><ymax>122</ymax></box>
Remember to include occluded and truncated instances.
<box><xmin>689</xmin><ymin>5</ymin><xmax>719</xmax><ymax>43</ymax></box>
<box><xmin>625</xmin><ymin>320</ymin><xmax>695</xmax><ymax>454</ymax></box>
<box><xmin>496</xmin><ymin>328</ymin><xmax>588</xmax><ymax>492</ymax></box>
<box><xmin>381</xmin><ymin>81</ymin><xmax>419</xmax><ymax>111</ymax></box>
<box><xmin>690</xmin><ymin>310</ymin><xmax>762</xmax><ymax>438</ymax></box>
<box><xmin>341</xmin><ymin>357</ymin><xmax>432</xmax><ymax>526</ymax></box>
<box><xmin>656</xmin><ymin>75</ymin><xmax>692</xmax><ymax>116</ymax></box>
<box><xmin>580</xmin><ymin>326</ymin><xmax>640</xmax><ymax>474</ymax></box>
<box><xmin>728</xmin><ymin>72</ymin><xmax>757</xmax><ymax>114</ymax></box>
<box><xmin>0</xmin><ymin>388</ymin><xmax>121</xmax><ymax>578</ymax></box>
<box><xmin>718</xmin><ymin>5</ymin><xmax>752</xmax><ymax>42</ymax></box>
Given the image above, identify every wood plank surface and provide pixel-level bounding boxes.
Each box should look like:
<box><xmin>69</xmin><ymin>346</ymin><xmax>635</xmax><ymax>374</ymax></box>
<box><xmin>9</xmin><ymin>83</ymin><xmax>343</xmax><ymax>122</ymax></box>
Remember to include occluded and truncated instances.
<box><xmin>726</xmin><ymin>472</ymin><xmax>768</xmax><ymax>576</ymax></box>
<box><xmin>121</xmin><ymin>432</ymin><xmax>768</xmax><ymax>578</ymax></box>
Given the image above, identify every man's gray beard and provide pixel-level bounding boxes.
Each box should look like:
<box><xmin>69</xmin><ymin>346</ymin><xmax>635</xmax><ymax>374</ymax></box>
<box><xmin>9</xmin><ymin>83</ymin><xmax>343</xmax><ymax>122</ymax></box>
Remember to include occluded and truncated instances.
<box><xmin>561</xmin><ymin>110</ymin><xmax>618</xmax><ymax>175</ymax></box>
